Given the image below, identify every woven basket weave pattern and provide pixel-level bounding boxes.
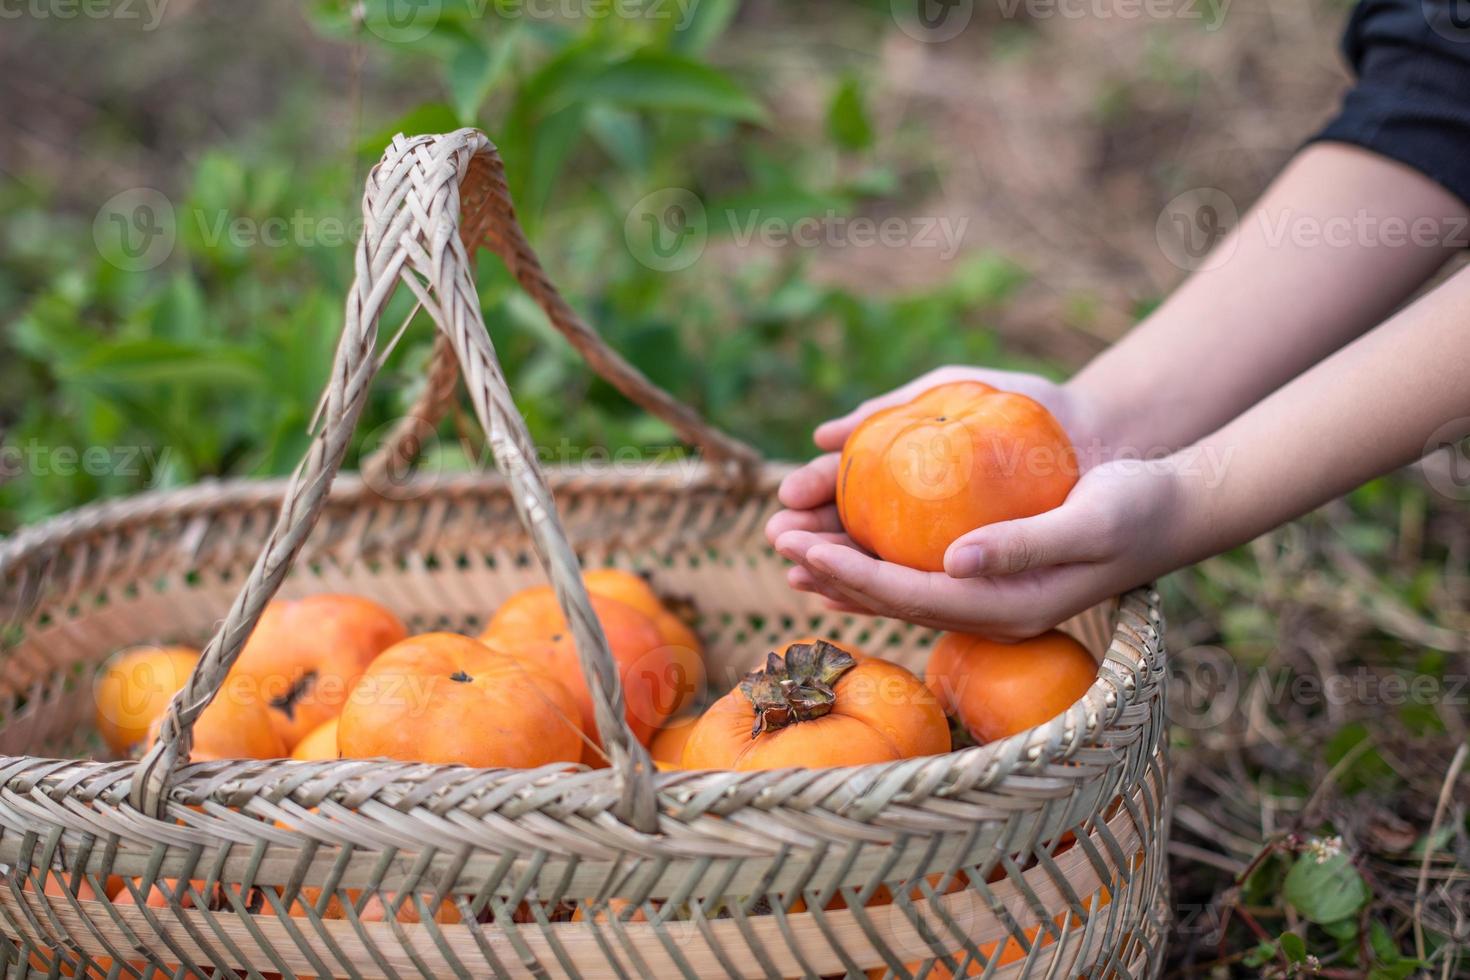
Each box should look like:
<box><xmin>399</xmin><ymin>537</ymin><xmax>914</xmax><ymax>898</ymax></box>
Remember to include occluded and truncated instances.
<box><xmin>0</xmin><ymin>129</ymin><xmax>1170</xmax><ymax>979</ymax></box>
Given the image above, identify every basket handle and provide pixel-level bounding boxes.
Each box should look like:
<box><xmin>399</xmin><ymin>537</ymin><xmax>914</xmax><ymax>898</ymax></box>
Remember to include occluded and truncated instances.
<box><xmin>132</xmin><ymin>130</ymin><xmax>677</xmax><ymax>831</ymax></box>
<box><xmin>360</xmin><ymin>147</ymin><xmax>762</xmax><ymax>489</ymax></box>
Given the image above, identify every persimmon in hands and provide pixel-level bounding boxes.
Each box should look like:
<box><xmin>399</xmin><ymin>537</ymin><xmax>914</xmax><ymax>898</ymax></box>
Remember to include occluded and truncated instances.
<box><xmin>837</xmin><ymin>380</ymin><xmax>1078</xmax><ymax>572</ymax></box>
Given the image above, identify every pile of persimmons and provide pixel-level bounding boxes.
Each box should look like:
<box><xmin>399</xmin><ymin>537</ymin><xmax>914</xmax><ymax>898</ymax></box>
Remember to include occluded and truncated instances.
<box><xmin>97</xmin><ymin>382</ymin><xmax>1098</xmax><ymax>776</ymax></box>
<box><xmin>78</xmin><ymin>381</ymin><xmax>1112</xmax><ymax>963</ymax></box>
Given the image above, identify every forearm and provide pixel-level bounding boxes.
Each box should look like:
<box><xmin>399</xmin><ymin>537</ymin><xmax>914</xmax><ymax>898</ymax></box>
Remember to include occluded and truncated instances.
<box><xmin>1170</xmin><ymin>264</ymin><xmax>1470</xmax><ymax>564</ymax></box>
<box><xmin>1070</xmin><ymin>143</ymin><xmax>1468</xmax><ymax>456</ymax></box>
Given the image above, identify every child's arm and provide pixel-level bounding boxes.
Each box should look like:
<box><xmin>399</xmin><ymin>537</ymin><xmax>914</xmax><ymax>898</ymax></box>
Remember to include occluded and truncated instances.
<box><xmin>1071</xmin><ymin>142</ymin><xmax>1467</xmax><ymax>456</ymax></box>
<box><xmin>771</xmin><ymin>264</ymin><xmax>1470</xmax><ymax>639</ymax></box>
<box><xmin>801</xmin><ymin>142</ymin><xmax>1465</xmax><ymax>476</ymax></box>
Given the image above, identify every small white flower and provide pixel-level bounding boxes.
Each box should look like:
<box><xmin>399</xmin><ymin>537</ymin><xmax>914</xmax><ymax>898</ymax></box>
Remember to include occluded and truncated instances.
<box><xmin>1305</xmin><ymin>835</ymin><xmax>1343</xmax><ymax>864</ymax></box>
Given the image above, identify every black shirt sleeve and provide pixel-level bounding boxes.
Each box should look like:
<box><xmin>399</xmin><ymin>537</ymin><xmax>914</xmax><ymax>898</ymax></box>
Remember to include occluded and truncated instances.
<box><xmin>1313</xmin><ymin>0</ymin><xmax>1470</xmax><ymax>209</ymax></box>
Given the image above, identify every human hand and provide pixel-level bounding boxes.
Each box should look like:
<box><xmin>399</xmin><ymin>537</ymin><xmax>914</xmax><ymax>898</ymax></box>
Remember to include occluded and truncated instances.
<box><xmin>766</xmin><ymin>455</ymin><xmax>1191</xmax><ymax>640</ymax></box>
<box><xmin>767</xmin><ymin>365</ymin><xmax>1107</xmax><ymax>573</ymax></box>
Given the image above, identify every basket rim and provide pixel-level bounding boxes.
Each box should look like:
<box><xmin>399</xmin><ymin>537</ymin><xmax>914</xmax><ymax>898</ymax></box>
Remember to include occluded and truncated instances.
<box><xmin>0</xmin><ymin>465</ymin><xmax>1165</xmax><ymax>839</ymax></box>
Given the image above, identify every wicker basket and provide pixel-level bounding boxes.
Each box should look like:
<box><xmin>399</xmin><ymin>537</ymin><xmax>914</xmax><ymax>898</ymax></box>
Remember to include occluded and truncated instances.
<box><xmin>0</xmin><ymin>129</ymin><xmax>1170</xmax><ymax>979</ymax></box>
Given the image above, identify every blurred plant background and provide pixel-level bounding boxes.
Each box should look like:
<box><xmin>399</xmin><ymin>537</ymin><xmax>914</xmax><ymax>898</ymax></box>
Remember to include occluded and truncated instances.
<box><xmin>0</xmin><ymin>0</ymin><xmax>1466</xmax><ymax>975</ymax></box>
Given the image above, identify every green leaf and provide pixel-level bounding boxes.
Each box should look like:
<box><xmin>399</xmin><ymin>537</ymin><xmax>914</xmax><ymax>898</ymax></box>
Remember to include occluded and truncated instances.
<box><xmin>585</xmin><ymin>105</ymin><xmax>648</xmax><ymax>173</ymax></box>
<box><xmin>1369</xmin><ymin>920</ymin><xmax>1399</xmax><ymax>962</ymax></box>
<box><xmin>951</xmin><ymin>252</ymin><xmax>1027</xmax><ymax>307</ymax></box>
<box><xmin>671</xmin><ymin>0</ymin><xmax>738</xmax><ymax>55</ymax></box>
<box><xmin>827</xmin><ymin>76</ymin><xmax>874</xmax><ymax>152</ymax></box>
<box><xmin>1325</xmin><ymin>722</ymin><xmax>1398</xmax><ymax>794</ymax></box>
<box><xmin>1243</xmin><ymin>941</ymin><xmax>1277</xmax><ymax>968</ymax></box>
<box><xmin>447</xmin><ymin>30</ymin><xmax>517</xmax><ymax>124</ymax></box>
<box><xmin>59</xmin><ymin>340</ymin><xmax>264</xmax><ymax>389</ymax></box>
<box><xmin>561</xmin><ymin>52</ymin><xmax>766</xmax><ymax>122</ymax></box>
<box><xmin>1278</xmin><ymin>931</ymin><xmax>1307</xmax><ymax>963</ymax></box>
<box><xmin>357</xmin><ymin>103</ymin><xmax>464</xmax><ymax>157</ymax></box>
<box><xmin>1283</xmin><ymin>851</ymin><xmax>1370</xmax><ymax>924</ymax></box>
<box><xmin>1369</xmin><ymin>964</ymin><xmax>1422</xmax><ymax>980</ymax></box>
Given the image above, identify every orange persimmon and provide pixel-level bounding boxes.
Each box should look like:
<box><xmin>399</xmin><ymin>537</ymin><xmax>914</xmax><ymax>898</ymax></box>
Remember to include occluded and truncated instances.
<box><xmin>231</xmin><ymin>594</ymin><xmax>407</xmax><ymax>750</ymax></box>
<box><xmin>925</xmin><ymin>630</ymin><xmax>1097</xmax><ymax>744</ymax></box>
<box><xmin>93</xmin><ymin>646</ymin><xmax>201</xmax><ymax>756</ymax></box>
<box><xmin>648</xmin><ymin>713</ymin><xmax>700</xmax><ymax>771</ymax></box>
<box><xmin>144</xmin><ymin>673</ymin><xmax>288</xmax><ymax>762</ymax></box>
<box><xmin>291</xmin><ymin>717</ymin><xmax>340</xmax><ymax>761</ymax></box>
<box><xmin>338</xmin><ymin>632</ymin><xmax>582</xmax><ymax>769</ymax></box>
<box><xmin>582</xmin><ymin>569</ymin><xmax>705</xmax><ymax>715</ymax></box>
<box><xmin>682</xmin><ymin>639</ymin><xmax>949</xmax><ymax>770</ymax></box>
<box><xmin>480</xmin><ymin>592</ymin><xmax>673</xmax><ymax>764</ymax></box>
<box><xmin>836</xmin><ymin>380</ymin><xmax>1078</xmax><ymax>572</ymax></box>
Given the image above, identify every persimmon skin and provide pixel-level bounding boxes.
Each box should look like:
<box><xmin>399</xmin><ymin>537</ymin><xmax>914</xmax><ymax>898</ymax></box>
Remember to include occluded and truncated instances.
<box><xmin>232</xmin><ymin>595</ymin><xmax>407</xmax><ymax>750</ymax></box>
<box><xmin>649</xmin><ymin>713</ymin><xmax>700</xmax><ymax>770</ymax></box>
<box><xmin>480</xmin><ymin>592</ymin><xmax>673</xmax><ymax>764</ymax></box>
<box><xmin>291</xmin><ymin>717</ymin><xmax>340</xmax><ymax>761</ymax></box>
<box><xmin>837</xmin><ymin>380</ymin><xmax>1078</xmax><ymax>572</ymax></box>
<box><xmin>94</xmin><ymin>646</ymin><xmax>201</xmax><ymax>757</ymax></box>
<box><xmin>925</xmin><ymin>630</ymin><xmax>1097</xmax><ymax>744</ymax></box>
<box><xmin>339</xmin><ymin>632</ymin><xmax>582</xmax><ymax>769</ymax></box>
<box><xmin>144</xmin><ymin>673</ymin><xmax>288</xmax><ymax>762</ymax></box>
<box><xmin>581</xmin><ymin>569</ymin><xmax>705</xmax><ymax>714</ymax></box>
<box><xmin>682</xmin><ymin>642</ymin><xmax>949</xmax><ymax>771</ymax></box>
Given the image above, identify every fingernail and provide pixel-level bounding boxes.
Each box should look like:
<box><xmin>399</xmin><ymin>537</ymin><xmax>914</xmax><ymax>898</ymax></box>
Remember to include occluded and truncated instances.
<box><xmin>947</xmin><ymin>546</ymin><xmax>984</xmax><ymax>577</ymax></box>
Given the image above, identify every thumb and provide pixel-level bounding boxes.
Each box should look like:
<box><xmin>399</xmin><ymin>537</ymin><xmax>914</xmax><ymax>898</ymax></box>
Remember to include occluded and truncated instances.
<box><xmin>943</xmin><ymin>504</ymin><xmax>1114</xmax><ymax>578</ymax></box>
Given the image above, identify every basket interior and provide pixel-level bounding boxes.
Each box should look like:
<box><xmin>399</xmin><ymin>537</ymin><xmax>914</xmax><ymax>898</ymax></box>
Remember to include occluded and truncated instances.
<box><xmin>0</xmin><ymin>470</ymin><xmax>1119</xmax><ymax>764</ymax></box>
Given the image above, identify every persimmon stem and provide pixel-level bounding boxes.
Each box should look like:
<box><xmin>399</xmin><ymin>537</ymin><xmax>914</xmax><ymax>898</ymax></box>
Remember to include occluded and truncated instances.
<box><xmin>739</xmin><ymin>641</ymin><xmax>857</xmax><ymax>738</ymax></box>
<box><xmin>269</xmin><ymin>670</ymin><xmax>318</xmax><ymax>721</ymax></box>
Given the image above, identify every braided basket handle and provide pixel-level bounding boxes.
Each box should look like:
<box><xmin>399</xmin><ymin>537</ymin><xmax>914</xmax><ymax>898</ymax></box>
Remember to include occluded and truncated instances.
<box><xmin>361</xmin><ymin>147</ymin><xmax>762</xmax><ymax>487</ymax></box>
<box><xmin>131</xmin><ymin>130</ymin><xmax>697</xmax><ymax>831</ymax></box>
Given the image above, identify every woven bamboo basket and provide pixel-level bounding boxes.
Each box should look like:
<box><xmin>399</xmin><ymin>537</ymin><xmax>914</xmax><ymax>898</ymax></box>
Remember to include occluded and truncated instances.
<box><xmin>0</xmin><ymin>129</ymin><xmax>1170</xmax><ymax>979</ymax></box>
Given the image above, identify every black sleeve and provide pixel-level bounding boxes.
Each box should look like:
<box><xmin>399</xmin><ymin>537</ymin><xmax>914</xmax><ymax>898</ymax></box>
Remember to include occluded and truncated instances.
<box><xmin>1312</xmin><ymin>0</ymin><xmax>1470</xmax><ymax>209</ymax></box>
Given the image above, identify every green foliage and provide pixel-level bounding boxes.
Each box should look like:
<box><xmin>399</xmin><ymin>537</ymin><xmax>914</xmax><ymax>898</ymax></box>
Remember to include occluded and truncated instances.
<box><xmin>1283</xmin><ymin>850</ymin><xmax>1369</xmax><ymax>925</ymax></box>
<box><xmin>0</xmin><ymin>4</ymin><xmax>1026</xmax><ymax>533</ymax></box>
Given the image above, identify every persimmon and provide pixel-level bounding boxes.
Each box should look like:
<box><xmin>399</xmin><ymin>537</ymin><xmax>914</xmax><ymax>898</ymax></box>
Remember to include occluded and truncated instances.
<box><xmin>94</xmin><ymin>645</ymin><xmax>201</xmax><ymax>756</ymax></box>
<box><xmin>682</xmin><ymin>639</ymin><xmax>949</xmax><ymax>770</ymax></box>
<box><xmin>144</xmin><ymin>673</ymin><xmax>288</xmax><ymax>761</ymax></box>
<box><xmin>582</xmin><ymin>569</ymin><xmax>705</xmax><ymax>714</ymax></box>
<box><xmin>649</xmin><ymin>713</ymin><xmax>700</xmax><ymax>770</ymax></box>
<box><xmin>338</xmin><ymin>632</ymin><xmax>583</xmax><ymax>769</ymax></box>
<box><xmin>291</xmin><ymin>717</ymin><xmax>340</xmax><ymax>761</ymax></box>
<box><xmin>231</xmin><ymin>594</ymin><xmax>407</xmax><ymax>750</ymax></box>
<box><xmin>925</xmin><ymin>630</ymin><xmax>1097</xmax><ymax>744</ymax></box>
<box><xmin>480</xmin><ymin>592</ymin><xmax>673</xmax><ymax>764</ymax></box>
<box><xmin>836</xmin><ymin>380</ymin><xmax>1078</xmax><ymax>572</ymax></box>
